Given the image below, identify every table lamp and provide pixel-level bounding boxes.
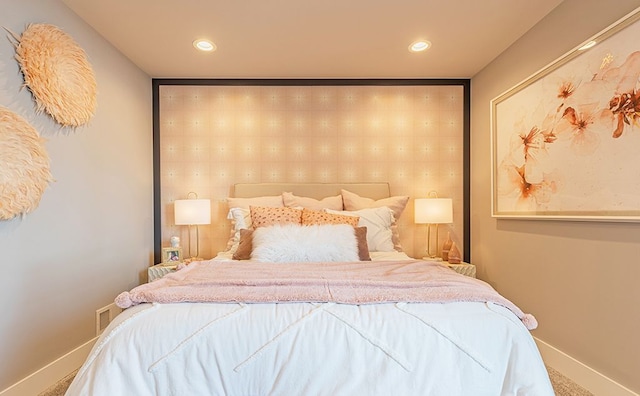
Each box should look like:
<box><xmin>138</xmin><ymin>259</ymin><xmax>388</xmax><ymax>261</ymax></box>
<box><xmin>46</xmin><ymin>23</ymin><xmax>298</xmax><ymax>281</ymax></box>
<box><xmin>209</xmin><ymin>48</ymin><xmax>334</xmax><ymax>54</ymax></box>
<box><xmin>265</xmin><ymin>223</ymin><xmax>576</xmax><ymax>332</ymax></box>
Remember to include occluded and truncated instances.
<box><xmin>414</xmin><ymin>192</ymin><xmax>453</xmax><ymax>260</ymax></box>
<box><xmin>174</xmin><ymin>192</ymin><xmax>211</xmax><ymax>260</ymax></box>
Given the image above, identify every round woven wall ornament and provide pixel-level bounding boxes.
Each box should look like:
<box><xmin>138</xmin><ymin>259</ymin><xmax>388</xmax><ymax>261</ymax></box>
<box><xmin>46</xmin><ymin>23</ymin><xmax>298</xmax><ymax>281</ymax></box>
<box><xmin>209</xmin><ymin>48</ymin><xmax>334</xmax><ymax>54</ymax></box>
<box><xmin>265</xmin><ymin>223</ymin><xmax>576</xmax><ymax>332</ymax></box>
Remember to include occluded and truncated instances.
<box><xmin>11</xmin><ymin>23</ymin><xmax>97</xmax><ymax>127</ymax></box>
<box><xmin>0</xmin><ymin>107</ymin><xmax>53</xmax><ymax>220</ymax></box>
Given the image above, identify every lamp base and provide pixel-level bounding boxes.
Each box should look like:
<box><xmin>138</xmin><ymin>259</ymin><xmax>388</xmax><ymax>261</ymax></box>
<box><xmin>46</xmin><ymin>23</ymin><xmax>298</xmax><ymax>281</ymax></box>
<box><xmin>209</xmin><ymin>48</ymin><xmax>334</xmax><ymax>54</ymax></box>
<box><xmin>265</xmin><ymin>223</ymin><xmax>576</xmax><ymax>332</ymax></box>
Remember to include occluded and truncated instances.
<box><xmin>184</xmin><ymin>257</ymin><xmax>205</xmax><ymax>264</ymax></box>
<box><xmin>422</xmin><ymin>256</ymin><xmax>443</xmax><ymax>262</ymax></box>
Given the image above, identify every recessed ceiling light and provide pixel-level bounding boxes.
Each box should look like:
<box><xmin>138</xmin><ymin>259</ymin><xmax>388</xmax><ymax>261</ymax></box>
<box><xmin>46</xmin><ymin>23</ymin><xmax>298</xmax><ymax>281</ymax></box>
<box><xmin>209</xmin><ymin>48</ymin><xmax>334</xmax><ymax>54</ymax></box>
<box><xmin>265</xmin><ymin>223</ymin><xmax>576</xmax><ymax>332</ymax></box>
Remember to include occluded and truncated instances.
<box><xmin>578</xmin><ymin>40</ymin><xmax>596</xmax><ymax>51</ymax></box>
<box><xmin>409</xmin><ymin>40</ymin><xmax>431</xmax><ymax>53</ymax></box>
<box><xmin>193</xmin><ymin>39</ymin><xmax>216</xmax><ymax>52</ymax></box>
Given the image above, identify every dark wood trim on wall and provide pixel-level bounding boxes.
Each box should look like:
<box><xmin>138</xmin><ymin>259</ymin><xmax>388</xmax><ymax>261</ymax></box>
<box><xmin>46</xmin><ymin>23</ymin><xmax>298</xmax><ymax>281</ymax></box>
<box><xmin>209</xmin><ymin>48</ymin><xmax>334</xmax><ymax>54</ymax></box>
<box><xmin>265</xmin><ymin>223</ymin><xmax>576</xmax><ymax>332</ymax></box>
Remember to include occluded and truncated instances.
<box><xmin>152</xmin><ymin>79</ymin><xmax>471</xmax><ymax>264</ymax></box>
<box><xmin>152</xmin><ymin>79</ymin><xmax>162</xmax><ymax>264</ymax></box>
<box><xmin>462</xmin><ymin>80</ymin><xmax>471</xmax><ymax>263</ymax></box>
<box><xmin>153</xmin><ymin>78</ymin><xmax>469</xmax><ymax>87</ymax></box>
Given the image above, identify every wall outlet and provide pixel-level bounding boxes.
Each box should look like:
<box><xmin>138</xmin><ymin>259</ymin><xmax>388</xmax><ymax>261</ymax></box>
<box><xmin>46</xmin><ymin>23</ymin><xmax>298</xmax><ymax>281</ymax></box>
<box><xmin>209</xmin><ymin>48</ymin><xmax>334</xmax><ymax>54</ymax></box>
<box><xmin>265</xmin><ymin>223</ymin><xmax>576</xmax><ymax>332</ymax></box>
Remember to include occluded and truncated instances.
<box><xmin>95</xmin><ymin>303</ymin><xmax>122</xmax><ymax>336</ymax></box>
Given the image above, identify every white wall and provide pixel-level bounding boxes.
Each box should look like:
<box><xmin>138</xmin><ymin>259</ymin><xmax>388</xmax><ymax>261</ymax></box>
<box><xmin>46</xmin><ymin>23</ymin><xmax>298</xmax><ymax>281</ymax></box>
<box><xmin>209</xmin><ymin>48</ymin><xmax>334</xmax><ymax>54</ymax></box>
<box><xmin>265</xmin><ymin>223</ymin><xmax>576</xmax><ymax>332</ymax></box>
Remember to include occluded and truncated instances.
<box><xmin>471</xmin><ymin>0</ymin><xmax>640</xmax><ymax>393</ymax></box>
<box><xmin>0</xmin><ymin>0</ymin><xmax>152</xmax><ymax>389</ymax></box>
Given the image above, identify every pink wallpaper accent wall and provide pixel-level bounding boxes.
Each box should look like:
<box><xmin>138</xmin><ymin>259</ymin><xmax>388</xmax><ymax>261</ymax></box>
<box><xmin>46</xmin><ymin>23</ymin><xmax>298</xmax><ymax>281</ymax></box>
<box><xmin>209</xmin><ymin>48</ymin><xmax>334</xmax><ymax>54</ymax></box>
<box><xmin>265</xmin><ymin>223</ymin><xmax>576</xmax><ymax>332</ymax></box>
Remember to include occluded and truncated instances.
<box><xmin>159</xmin><ymin>84</ymin><xmax>465</xmax><ymax>260</ymax></box>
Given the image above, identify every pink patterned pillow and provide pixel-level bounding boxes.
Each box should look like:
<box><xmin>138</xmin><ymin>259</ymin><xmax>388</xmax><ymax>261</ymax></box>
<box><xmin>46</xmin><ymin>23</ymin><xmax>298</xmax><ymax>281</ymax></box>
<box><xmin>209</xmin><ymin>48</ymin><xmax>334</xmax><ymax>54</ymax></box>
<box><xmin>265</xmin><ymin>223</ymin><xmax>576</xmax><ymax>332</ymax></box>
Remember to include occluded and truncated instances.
<box><xmin>224</xmin><ymin>195</ymin><xmax>284</xmax><ymax>251</ymax></box>
<box><xmin>250</xmin><ymin>206</ymin><xmax>303</xmax><ymax>229</ymax></box>
<box><xmin>301</xmin><ymin>208</ymin><xmax>359</xmax><ymax>226</ymax></box>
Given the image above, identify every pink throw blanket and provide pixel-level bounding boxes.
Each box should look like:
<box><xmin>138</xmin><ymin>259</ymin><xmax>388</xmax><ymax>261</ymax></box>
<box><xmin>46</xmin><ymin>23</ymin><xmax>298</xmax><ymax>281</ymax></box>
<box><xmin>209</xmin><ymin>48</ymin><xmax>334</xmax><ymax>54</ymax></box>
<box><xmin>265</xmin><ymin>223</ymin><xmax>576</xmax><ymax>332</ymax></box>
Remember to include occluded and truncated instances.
<box><xmin>116</xmin><ymin>259</ymin><xmax>538</xmax><ymax>330</ymax></box>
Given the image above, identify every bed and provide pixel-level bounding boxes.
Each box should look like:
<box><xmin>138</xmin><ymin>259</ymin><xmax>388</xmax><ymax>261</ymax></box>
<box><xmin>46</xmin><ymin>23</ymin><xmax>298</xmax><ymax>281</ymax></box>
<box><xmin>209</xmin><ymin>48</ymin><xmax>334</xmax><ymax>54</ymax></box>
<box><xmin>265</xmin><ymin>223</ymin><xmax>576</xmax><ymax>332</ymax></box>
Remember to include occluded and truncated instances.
<box><xmin>66</xmin><ymin>183</ymin><xmax>554</xmax><ymax>396</ymax></box>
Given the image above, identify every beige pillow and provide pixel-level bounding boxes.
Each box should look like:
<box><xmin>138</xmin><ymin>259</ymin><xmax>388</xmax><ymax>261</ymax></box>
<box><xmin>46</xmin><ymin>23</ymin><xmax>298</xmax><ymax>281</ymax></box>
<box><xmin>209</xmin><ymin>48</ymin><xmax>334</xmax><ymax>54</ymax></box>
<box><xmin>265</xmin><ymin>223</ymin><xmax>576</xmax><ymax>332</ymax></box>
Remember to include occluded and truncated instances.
<box><xmin>341</xmin><ymin>189</ymin><xmax>409</xmax><ymax>251</ymax></box>
<box><xmin>250</xmin><ymin>206</ymin><xmax>303</xmax><ymax>229</ymax></box>
<box><xmin>301</xmin><ymin>208</ymin><xmax>359</xmax><ymax>226</ymax></box>
<box><xmin>226</xmin><ymin>195</ymin><xmax>283</xmax><ymax>210</ymax></box>
<box><xmin>232</xmin><ymin>226</ymin><xmax>370</xmax><ymax>261</ymax></box>
<box><xmin>282</xmin><ymin>192</ymin><xmax>343</xmax><ymax>210</ymax></box>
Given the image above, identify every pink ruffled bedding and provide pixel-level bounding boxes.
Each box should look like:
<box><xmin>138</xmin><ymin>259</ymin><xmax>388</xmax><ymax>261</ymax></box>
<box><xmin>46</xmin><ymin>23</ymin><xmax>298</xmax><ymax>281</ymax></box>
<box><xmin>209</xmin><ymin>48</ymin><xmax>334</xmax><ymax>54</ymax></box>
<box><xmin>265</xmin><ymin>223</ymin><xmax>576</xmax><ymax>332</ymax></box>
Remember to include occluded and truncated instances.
<box><xmin>116</xmin><ymin>259</ymin><xmax>537</xmax><ymax>330</ymax></box>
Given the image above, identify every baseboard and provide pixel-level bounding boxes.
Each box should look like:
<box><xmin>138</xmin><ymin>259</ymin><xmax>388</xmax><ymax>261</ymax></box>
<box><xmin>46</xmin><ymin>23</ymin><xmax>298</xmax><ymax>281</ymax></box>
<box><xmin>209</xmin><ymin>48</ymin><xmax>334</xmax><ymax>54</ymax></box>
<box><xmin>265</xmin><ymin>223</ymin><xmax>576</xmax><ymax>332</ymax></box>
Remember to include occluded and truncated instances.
<box><xmin>0</xmin><ymin>337</ymin><xmax>97</xmax><ymax>396</ymax></box>
<box><xmin>535</xmin><ymin>337</ymin><xmax>638</xmax><ymax>396</ymax></box>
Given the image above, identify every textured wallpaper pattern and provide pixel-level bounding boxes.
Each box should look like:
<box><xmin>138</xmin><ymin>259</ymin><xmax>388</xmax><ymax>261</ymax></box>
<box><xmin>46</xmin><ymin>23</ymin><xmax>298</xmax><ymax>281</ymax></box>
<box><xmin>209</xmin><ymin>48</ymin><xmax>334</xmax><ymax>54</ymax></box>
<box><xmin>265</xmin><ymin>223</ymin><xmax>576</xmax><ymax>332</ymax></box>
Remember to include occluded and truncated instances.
<box><xmin>159</xmin><ymin>84</ymin><xmax>464</xmax><ymax>260</ymax></box>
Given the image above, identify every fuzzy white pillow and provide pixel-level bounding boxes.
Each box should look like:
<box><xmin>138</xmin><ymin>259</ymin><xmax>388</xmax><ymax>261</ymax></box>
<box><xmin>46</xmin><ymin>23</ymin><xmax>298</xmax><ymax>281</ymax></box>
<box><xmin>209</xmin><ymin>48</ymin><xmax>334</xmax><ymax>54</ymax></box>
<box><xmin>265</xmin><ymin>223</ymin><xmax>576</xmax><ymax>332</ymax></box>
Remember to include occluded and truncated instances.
<box><xmin>251</xmin><ymin>224</ymin><xmax>359</xmax><ymax>263</ymax></box>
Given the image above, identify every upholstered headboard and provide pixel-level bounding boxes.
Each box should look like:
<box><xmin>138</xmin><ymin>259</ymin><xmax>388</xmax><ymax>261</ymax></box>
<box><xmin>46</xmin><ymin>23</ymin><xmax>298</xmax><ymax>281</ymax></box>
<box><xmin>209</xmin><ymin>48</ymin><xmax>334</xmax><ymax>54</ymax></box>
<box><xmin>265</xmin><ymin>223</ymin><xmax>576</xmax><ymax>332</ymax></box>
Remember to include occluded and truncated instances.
<box><xmin>233</xmin><ymin>183</ymin><xmax>391</xmax><ymax>200</ymax></box>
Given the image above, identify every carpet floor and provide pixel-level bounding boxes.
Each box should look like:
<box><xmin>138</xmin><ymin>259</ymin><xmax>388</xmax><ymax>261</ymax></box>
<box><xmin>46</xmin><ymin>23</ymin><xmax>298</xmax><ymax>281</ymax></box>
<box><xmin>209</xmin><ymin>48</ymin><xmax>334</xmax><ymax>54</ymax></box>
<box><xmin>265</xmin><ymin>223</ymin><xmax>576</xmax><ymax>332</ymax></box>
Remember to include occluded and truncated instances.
<box><xmin>40</xmin><ymin>365</ymin><xmax>594</xmax><ymax>395</ymax></box>
<box><xmin>547</xmin><ymin>365</ymin><xmax>595</xmax><ymax>396</ymax></box>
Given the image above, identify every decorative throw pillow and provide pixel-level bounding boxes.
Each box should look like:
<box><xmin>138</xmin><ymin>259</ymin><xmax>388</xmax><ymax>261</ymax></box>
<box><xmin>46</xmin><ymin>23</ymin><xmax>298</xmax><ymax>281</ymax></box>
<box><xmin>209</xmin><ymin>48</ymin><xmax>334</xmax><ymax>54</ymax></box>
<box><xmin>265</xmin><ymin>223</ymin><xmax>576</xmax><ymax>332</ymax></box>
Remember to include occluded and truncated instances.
<box><xmin>341</xmin><ymin>189</ymin><xmax>409</xmax><ymax>251</ymax></box>
<box><xmin>353</xmin><ymin>226</ymin><xmax>372</xmax><ymax>261</ymax></box>
<box><xmin>232</xmin><ymin>228</ymin><xmax>254</xmax><ymax>260</ymax></box>
<box><xmin>250</xmin><ymin>206</ymin><xmax>303</xmax><ymax>229</ymax></box>
<box><xmin>301</xmin><ymin>208</ymin><xmax>359</xmax><ymax>226</ymax></box>
<box><xmin>327</xmin><ymin>207</ymin><xmax>395</xmax><ymax>252</ymax></box>
<box><xmin>251</xmin><ymin>224</ymin><xmax>361</xmax><ymax>263</ymax></box>
<box><xmin>225</xmin><ymin>207</ymin><xmax>252</xmax><ymax>252</ymax></box>
<box><xmin>233</xmin><ymin>225</ymin><xmax>371</xmax><ymax>261</ymax></box>
<box><xmin>224</xmin><ymin>195</ymin><xmax>284</xmax><ymax>251</ymax></box>
<box><xmin>282</xmin><ymin>192</ymin><xmax>343</xmax><ymax>210</ymax></box>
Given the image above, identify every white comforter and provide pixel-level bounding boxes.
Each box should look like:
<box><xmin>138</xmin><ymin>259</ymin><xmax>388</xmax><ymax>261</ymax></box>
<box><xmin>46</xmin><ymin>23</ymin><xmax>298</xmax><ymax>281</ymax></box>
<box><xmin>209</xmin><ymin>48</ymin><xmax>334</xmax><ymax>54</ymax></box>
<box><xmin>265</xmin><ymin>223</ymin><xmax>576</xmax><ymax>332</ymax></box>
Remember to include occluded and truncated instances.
<box><xmin>66</xmin><ymin>255</ymin><xmax>554</xmax><ymax>395</ymax></box>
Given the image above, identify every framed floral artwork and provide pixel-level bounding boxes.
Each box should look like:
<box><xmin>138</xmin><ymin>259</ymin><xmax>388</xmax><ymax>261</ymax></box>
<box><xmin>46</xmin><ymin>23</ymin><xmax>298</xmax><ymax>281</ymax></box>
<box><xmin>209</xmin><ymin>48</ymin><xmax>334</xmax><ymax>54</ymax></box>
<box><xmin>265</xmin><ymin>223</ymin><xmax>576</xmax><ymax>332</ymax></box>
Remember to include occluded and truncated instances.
<box><xmin>491</xmin><ymin>6</ymin><xmax>640</xmax><ymax>221</ymax></box>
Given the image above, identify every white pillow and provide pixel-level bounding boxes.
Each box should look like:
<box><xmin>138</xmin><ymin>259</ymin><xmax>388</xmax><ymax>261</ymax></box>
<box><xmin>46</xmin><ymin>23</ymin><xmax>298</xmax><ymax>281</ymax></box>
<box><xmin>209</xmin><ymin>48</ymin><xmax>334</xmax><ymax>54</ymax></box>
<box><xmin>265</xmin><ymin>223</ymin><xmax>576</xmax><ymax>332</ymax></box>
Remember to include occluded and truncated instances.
<box><xmin>251</xmin><ymin>224</ymin><xmax>359</xmax><ymax>263</ymax></box>
<box><xmin>341</xmin><ymin>189</ymin><xmax>409</xmax><ymax>252</ymax></box>
<box><xmin>226</xmin><ymin>207</ymin><xmax>251</xmax><ymax>252</ymax></box>
<box><xmin>326</xmin><ymin>207</ymin><xmax>395</xmax><ymax>252</ymax></box>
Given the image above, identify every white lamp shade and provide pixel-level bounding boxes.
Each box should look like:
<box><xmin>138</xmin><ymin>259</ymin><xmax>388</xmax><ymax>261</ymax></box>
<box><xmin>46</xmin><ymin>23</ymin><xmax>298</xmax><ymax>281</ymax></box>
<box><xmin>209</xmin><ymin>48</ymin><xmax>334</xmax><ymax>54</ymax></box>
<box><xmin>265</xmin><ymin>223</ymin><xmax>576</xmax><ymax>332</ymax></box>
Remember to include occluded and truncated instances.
<box><xmin>414</xmin><ymin>198</ymin><xmax>453</xmax><ymax>224</ymax></box>
<box><xmin>174</xmin><ymin>199</ymin><xmax>211</xmax><ymax>225</ymax></box>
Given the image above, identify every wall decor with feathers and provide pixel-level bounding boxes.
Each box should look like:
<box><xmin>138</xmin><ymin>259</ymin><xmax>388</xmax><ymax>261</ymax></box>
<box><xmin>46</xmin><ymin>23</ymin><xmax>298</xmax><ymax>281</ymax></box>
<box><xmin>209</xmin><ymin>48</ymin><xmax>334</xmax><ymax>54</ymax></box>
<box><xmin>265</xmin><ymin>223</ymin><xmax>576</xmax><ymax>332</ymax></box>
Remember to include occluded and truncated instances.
<box><xmin>0</xmin><ymin>23</ymin><xmax>97</xmax><ymax>220</ymax></box>
<box><xmin>0</xmin><ymin>107</ymin><xmax>53</xmax><ymax>220</ymax></box>
<box><xmin>8</xmin><ymin>23</ymin><xmax>97</xmax><ymax>127</ymax></box>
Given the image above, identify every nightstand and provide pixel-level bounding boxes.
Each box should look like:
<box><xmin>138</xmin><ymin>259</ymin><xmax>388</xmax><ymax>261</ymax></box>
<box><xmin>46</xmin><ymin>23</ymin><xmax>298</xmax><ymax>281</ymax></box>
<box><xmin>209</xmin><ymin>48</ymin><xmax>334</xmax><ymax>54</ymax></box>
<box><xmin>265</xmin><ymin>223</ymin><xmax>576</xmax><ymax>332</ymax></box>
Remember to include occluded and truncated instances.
<box><xmin>148</xmin><ymin>263</ymin><xmax>178</xmax><ymax>282</ymax></box>
<box><xmin>446</xmin><ymin>262</ymin><xmax>476</xmax><ymax>278</ymax></box>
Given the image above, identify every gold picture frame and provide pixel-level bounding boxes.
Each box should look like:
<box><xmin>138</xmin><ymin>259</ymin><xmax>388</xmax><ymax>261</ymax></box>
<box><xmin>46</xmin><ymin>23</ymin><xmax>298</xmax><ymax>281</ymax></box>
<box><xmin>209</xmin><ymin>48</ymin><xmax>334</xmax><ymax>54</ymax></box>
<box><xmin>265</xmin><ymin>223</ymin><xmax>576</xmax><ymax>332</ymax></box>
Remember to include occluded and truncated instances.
<box><xmin>162</xmin><ymin>247</ymin><xmax>183</xmax><ymax>263</ymax></box>
<box><xmin>491</xmin><ymin>7</ymin><xmax>640</xmax><ymax>221</ymax></box>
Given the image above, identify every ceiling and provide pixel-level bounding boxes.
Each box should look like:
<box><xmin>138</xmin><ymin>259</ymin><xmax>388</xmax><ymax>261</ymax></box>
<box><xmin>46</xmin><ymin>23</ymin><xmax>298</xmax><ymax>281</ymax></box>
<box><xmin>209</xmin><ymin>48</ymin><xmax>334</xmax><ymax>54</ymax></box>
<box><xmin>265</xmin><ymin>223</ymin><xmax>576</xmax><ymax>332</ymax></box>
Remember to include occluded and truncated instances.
<box><xmin>61</xmin><ymin>0</ymin><xmax>564</xmax><ymax>79</ymax></box>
